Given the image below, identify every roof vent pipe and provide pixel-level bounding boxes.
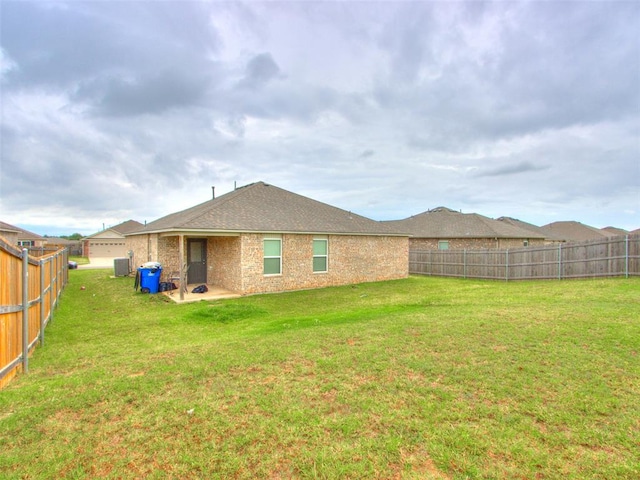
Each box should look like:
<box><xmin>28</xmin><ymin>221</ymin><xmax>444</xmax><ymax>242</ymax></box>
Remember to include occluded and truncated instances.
<box><xmin>212</xmin><ymin>186</ymin><xmax>215</xmax><ymax>199</ymax></box>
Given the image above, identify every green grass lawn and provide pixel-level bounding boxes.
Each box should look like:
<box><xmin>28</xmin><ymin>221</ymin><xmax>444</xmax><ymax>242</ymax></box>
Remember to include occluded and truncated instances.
<box><xmin>1</xmin><ymin>271</ymin><xmax>639</xmax><ymax>479</ymax></box>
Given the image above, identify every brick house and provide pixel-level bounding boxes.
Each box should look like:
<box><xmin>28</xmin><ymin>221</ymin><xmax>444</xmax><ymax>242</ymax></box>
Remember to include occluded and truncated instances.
<box><xmin>125</xmin><ymin>182</ymin><xmax>409</xmax><ymax>298</ymax></box>
<box><xmin>0</xmin><ymin>221</ymin><xmax>46</xmax><ymax>248</ymax></box>
<box><xmin>0</xmin><ymin>221</ymin><xmax>21</xmax><ymax>245</ymax></box>
<box><xmin>383</xmin><ymin>207</ymin><xmax>546</xmax><ymax>250</ymax></box>
<box><xmin>82</xmin><ymin>220</ymin><xmax>144</xmax><ymax>260</ymax></box>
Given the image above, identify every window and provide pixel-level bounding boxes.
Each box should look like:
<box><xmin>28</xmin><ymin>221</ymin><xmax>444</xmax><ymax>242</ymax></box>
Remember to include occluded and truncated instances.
<box><xmin>18</xmin><ymin>240</ymin><xmax>34</xmax><ymax>247</ymax></box>
<box><xmin>438</xmin><ymin>241</ymin><xmax>449</xmax><ymax>250</ymax></box>
<box><xmin>263</xmin><ymin>238</ymin><xmax>282</xmax><ymax>275</ymax></box>
<box><xmin>523</xmin><ymin>240</ymin><xmax>529</xmax><ymax>247</ymax></box>
<box><xmin>313</xmin><ymin>238</ymin><xmax>328</xmax><ymax>273</ymax></box>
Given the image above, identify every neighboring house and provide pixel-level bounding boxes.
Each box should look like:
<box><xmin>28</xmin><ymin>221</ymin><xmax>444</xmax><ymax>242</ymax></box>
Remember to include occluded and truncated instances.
<box><xmin>601</xmin><ymin>226</ymin><xmax>629</xmax><ymax>237</ymax></box>
<box><xmin>125</xmin><ymin>181</ymin><xmax>408</xmax><ymax>297</ymax></box>
<box><xmin>383</xmin><ymin>207</ymin><xmax>546</xmax><ymax>250</ymax></box>
<box><xmin>45</xmin><ymin>237</ymin><xmax>83</xmax><ymax>256</ymax></box>
<box><xmin>83</xmin><ymin>220</ymin><xmax>144</xmax><ymax>260</ymax></box>
<box><xmin>0</xmin><ymin>221</ymin><xmax>20</xmax><ymax>245</ymax></box>
<box><xmin>496</xmin><ymin>217</ymin><xmax>565</xmax><ymax>244</ymax></box>
<box><xmin>540</xmin><ymin>221</ymin><xmax>610</xmax><ymax>243</ymax></box>
<box><xmin>0</xmin><ymin>220</ymin><xmax>45</xmax><ymax>247</ymax></box>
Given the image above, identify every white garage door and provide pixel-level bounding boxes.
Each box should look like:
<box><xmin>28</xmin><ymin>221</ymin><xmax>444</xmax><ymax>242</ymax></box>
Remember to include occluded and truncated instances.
<box><xmin>89</xmin><ymin>241</ymin><xmax>127</xmax><ymax>258</ymax></box>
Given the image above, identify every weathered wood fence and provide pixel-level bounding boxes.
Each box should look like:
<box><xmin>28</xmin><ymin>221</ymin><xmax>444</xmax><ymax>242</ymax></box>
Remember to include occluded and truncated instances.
<box><xmin>1</xmin><ymin>238</ymin><xmax>68</xmax><ymax>389</ymax></box>
<box><xmin>410</xmin><ymin>234</ymin><xmax>640</xmax><ymax>280</ymax></box>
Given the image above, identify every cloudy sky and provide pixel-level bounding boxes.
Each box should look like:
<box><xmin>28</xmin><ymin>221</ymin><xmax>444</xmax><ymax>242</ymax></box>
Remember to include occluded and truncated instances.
<box><xmin>1</xmin><ymin>0</ymin><xmax>639</xmax><ymax>236</ymax></box>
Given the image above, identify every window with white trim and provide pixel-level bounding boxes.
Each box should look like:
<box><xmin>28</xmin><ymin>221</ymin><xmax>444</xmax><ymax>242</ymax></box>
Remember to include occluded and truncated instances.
<box><xmin>313</xmin><ymin>238</ymin><xmax>328</xmax><ymax>273</ymax></box>
<box><xmin>263</xmin><ymin>238</ymin><xmax>282</xmax><ymax>275</ymax></box>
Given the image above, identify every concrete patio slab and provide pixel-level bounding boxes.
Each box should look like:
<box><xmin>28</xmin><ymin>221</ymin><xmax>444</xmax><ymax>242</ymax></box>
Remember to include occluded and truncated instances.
<box><xmin>162</xmin><ymin>285</ymin><xmax>241</xmax><ymax>303</ymax></box>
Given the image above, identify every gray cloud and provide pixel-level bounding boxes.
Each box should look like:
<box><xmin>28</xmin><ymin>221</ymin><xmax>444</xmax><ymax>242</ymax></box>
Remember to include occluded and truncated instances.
<box><xmin>475</xmin><ymin>161</ymin><xmax>549</xmax><ymax>178</ymax></box>
<box><xmin>1</xmin><ymin>1</ymin><xmax>638</xmax><ymax>233</ymax></box>
<box><xmin>2</xmin><ymin>2</ymin><xmax>219</xmax><ymax>88</ymax></box>
<box><xmin>77</xmin><ymin>69</ymin><xmax>213</xmax><ymax>117</ymax></box>
<box><xmin>238</xmin><ymin>53</ymin><xmax>282</xmax><ymax>89</ymax></box>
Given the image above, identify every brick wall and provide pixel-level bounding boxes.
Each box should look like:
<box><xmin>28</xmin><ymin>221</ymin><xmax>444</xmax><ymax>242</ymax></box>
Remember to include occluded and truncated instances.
<box><xmin>127</xmin><ymin>232</ymin><xmax>409</xmax><ymax>295</ymax></box>
<box><xmin>208</xmin><ymin>236</ymin><xmax>242</xmax><ymax>292</ymax></box>
<box><xmin>239</xmin><ymin>233</ymin><xmax>408</xmax><ymax>295</ymax></box>
<box><xmin>158</xmin><ymin>236</ymin><xmax>179</xmax><ymax>277</ymax></box>
<box><xmin>126</xmin><ymin>234</ymin><xmax>159</xmax><ymax>270</ymax></box>
<box><xmin>410</xmin><ymin>237</ymin><xmax>546</xmax><ymax>250</ymax></box>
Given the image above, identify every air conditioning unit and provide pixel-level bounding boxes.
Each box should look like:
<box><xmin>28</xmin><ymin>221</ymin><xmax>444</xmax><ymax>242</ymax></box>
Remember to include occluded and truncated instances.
<box><xmin>114</xmin><ymin>258</ymin><xmax>130</xmax><ymax>277</ymax></box>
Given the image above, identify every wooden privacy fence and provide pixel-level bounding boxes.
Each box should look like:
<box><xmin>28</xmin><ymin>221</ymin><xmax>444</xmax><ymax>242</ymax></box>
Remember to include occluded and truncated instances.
<box><xmin>1</xmin><ymin>239</ymin><xmax>68</xmax><ymax>389</ymax></box>
<box><xmin>410</xmin><ymin>234</ymin><xmax>640</xmax><ymax>280</ymax></box>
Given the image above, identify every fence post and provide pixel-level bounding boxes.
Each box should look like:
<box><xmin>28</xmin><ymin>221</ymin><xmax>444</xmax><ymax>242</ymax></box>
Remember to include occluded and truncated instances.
<box><xmin>558</xmin><ymin>243</ymin><xmax>562</xmax><ymax>280</ymax></box>
<box><xmin>505</xmin><ymin>250</ymin><xmax>509</xmax><ymax>281</ymax></box>
<box><xmin>22</xmin><ymin>248</ymin><xmax>29</xmax><ymax>374</ymax></box>
<box><xmin>625</xmin><ymin>235</ymin><xmax>629</xmax><ymax>278</ymax></box>
<box><xmin>50</xmin><ymin>257</ymin><xmax>55</xmax><ymax>323</ymax></box>
<box><xmin>463</xmin><ymin>249</ymin><xmax>466</xmax><ymax>278</ymax></box>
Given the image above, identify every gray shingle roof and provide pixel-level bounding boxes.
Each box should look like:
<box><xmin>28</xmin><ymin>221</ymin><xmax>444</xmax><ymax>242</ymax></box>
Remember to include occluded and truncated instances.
<box><xmin>84</xmin><ymin>219</ymin><xmax>145</xmax><ymax>239</ymax></box>
<box><xmin>129</xmin><ymin>182</ymin><xmax>406</xmax><ymax>236</ymax></box>
<box><xmin>497</xmin><ymin>217</ymin><xmax>563</xmax><ymax>241</ymax></box>
<box><xmin>384</xmin><ymin>207</ymin><xmax>545</xmax><ymax>239</ymax></box>
<box><xmin>601</xmin><ymin>226</ymin><xmax>629</xmax><ymax>237</ymax></box>
<box><xmin>539</xmin><ymin>221</ymin><xmax>610</xmax><ymax>242</ymax></box>
<box><xmin>0</xmin><ymin>220</ymin><xmax>43</xmax><ymax>239</ymax></box>
<box><xmin>111</xmin><ymin>220</ymin><xmax>145</xmax><ymax>235</ymax></box>
<box><xmin>0</xmin><ymin>221</ymin><xmax>21</xmax><ymax>234</ymax></box>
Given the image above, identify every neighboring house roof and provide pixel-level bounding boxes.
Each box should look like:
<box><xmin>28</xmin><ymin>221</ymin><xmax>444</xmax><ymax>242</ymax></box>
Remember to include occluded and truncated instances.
<box><xmin>111</xmin><ymin>220</ymin><xmax>145</xmax><ymax>235</ymax></box>
<box><xmin>0</xmin><ymin>221</ymin><xmax>21</xmax><ymax>235</ymax></box>
<box><xmin>497</xmin><ymin>216</ymin><xmax>565</xmax><ymax>242</ymax></box>
<box><xmin>384</xmin><ymin>207</ymin><xmax>545</xmax><ymax>239</ymax></box>
<box><xmin>128</xmin><ymin>181</ymin><xmax>406</xmax><ymax>236</ymax></box>
<box><xmin>0</xmin><ymin>220</ymin><xmax>44</xmax><ymax>241</ymax></box>
<box><xmin>631</xmin><ymin>228</ymin><xmax>640</xmax><ymax>235</ymax></box>
<box><xmin>601</xmin><ymin>226</ymin><xmax>629</xmax><ymax>237</ymax></box>
<box><xmin>84</xmin><ymin>220</ymin><xmax>144</xmax><ymax>239</ymax></box>
<box><xmin>540</xmin><ymin>221</ymin><xmax>609</xmax><ymax>242</ymax></box>
<box><xmin>0</xmin><ymin>221</ymin><xmax>20</xmax><ymax>245</ymax></box>
<box><xmin>44</xmin><ymin>237</ymin><xmax>80</xmax><ymax>245</ymax></box>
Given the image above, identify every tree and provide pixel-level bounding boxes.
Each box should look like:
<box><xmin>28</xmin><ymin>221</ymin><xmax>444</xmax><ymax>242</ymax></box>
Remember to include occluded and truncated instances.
<box><xmin>61</xmin><ymin>233</ymin><xmax>83</xmax><ymax>240</ymax></box>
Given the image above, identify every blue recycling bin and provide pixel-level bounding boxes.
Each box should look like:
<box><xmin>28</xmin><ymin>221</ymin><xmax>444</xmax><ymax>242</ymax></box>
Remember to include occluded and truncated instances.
<box><xmin>138</xmin><ymin>263</ymin><xmax>162</xmax><ymax>294</ymax></box>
